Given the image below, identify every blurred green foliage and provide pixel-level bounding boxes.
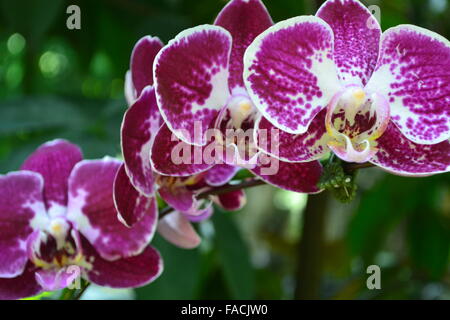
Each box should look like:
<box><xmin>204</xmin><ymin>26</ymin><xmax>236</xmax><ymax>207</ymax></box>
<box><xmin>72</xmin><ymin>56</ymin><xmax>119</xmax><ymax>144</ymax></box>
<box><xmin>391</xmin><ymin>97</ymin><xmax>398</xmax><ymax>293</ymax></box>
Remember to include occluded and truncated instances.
<box><xmin>1</xmin><ymin>0</ymin><xmax>449</xmax><ymax>300</ymax></box>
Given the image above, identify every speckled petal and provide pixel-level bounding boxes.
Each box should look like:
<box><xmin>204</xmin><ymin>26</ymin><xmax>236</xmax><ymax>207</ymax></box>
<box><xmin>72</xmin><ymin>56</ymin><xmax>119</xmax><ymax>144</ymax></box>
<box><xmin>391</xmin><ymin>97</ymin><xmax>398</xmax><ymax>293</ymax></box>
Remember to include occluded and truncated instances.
<box><xmin>214</xmin><ymin>0</ymin><xmax>273</xmax><ymax>91</ymax></box>
<box><xmin>371</xmin><ymin>122</ymin><xmax>450</xmax><ymax>176</ymax></box>
<box><xmin>21</xmin><ymin>139</ymin><xmax>83</xmax><ymax>215</ymax></box>
<box><xmin>151</xmin><ymin>124</ymin><xmax>213</xmax><ymax>177</ymax></box>
<box><xmin>82</xmin><ymin>236</ymin><xmax>162</xmax><ymax>288</ymax></box>
<box><xmin>130</xmin><ymin>36</ymin><xmax>163</xmax><ymax>96</ymax></box>
<box><xmin>244</xmin><ymin>16</ymin><xmax>341</xmax><ymax>134</ymax></box>
<box><xmin>256</xmin><ymin>109</ymin><xmax>330</xmax><ymax>162</ymax></box>
<box><xmin>67</xmin><ymin>159</ymin><xmax>157</xmax><ymax>261</ymax></box>
<box><xmin>154</xmin><ymin>25</ymin><xmax>232</xmax><ymax>145</ymax></box>
<box><xmin>0</xmin><ymin>171</ymin><xmax>47</xmax><ymax>278</ymax></box>
<box><xmin>113</xmin><ymin>164</ymin><xmax>156</xmax><ymax>227</ymax></box>
<box><xmin>317</xmin><ymin>0</ymin><xmax>381</xmax><ymax>86</ymax></box>
<box><xmin>366</xmin><ymin>25</ymin><xmax>450</xmax><ymax>144</ymax></box>
<box><xmin>251</xmin><ymin>154</ymin><xmax>323</xmax><ymax>193</ymax></box>
<box><xmin>157</xmin><ymin>211</ymin><xmax>201</xmax><ymax>249</ymax></box>
<box><xmin>121</xmin><ymin>86</ymin><xmax>161</xmax><ymax>196</ymax></box>
<box><xmin>204</xmin><ymin>164</ymin><xmax>239</xmax><ymax>186</ymax></box>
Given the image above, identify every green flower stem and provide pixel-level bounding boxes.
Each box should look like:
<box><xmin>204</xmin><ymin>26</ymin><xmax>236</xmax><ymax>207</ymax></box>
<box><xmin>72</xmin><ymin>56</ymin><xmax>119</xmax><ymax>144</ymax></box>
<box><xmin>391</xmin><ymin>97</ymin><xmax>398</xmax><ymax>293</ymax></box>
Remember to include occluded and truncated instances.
<box><xmin>159</xmin><ymin>178</ymin><xmax>266</xmax><ymax>219</ymax></box>
<box><xmin>59</xmin><ymin>279</ymin><xmax>90</xmax><ymax>300</ymax></box>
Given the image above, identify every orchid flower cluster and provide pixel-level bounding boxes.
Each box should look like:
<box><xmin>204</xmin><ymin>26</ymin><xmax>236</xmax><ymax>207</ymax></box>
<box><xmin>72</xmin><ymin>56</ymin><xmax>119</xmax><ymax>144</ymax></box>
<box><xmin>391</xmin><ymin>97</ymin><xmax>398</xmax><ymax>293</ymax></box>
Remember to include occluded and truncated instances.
<box><xmin>0</xmin><ymin>141</ymin><xmax>161</xmax><ymax>299</ymax></box>
<box><xmin>1</xmin><ymin>0</ymin><xmax>449</xmax><ymax>299</ymax></box>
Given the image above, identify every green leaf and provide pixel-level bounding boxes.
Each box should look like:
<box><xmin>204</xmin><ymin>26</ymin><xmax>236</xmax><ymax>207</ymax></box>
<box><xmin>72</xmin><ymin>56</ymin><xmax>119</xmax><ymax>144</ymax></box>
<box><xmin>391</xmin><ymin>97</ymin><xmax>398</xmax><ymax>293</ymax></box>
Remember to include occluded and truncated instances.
<box><xmin>407</xmin><ymin>181</ymin><xmax>450</xmax><ymax>280</ymax></box>
<box><xmin>347</xmin><ymin>175</ymin><xmax>408</xmax><ymax>261</ymax></box>
<box><xmin>408</xmin><ymin>210</ymin><xmax>450</xmax><ymax>280</ymax></box>
<box><xmin>212</xmin><ymin>210</ymin><xmax>255</xmax><ymax>299</ymax></box>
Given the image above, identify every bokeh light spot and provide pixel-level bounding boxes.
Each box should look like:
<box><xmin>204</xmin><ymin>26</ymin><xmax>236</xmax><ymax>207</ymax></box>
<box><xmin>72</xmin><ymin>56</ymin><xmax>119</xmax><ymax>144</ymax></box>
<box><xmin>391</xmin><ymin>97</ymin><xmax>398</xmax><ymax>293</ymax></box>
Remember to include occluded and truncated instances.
<box><xmin>6</xmin><ymin>33</ymin><xmax>26</xmax><ymax>55</ymax></box>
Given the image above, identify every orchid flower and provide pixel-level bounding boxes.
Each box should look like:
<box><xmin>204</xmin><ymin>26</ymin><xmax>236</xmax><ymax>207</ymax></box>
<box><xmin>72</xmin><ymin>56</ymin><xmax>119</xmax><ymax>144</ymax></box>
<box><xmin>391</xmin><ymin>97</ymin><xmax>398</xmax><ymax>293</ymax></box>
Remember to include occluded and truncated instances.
<box><xmin>151</xmin><ymin>0</ymin><xmax>323</xmax><ymax>191</ymax></box>
<box><xmin>115</xmin><ymin>36</ymin><xmax>248</xmax><ymax>249</ymax></box>
<box><xmin>0</xmin><ymin>140</ymin><xmax>162</xmax><ymax>300</ymax></box>
<box><xmin>244</xmin><ymin>0</ymin><xmax>449</xmax><ymax>176</ymax></box>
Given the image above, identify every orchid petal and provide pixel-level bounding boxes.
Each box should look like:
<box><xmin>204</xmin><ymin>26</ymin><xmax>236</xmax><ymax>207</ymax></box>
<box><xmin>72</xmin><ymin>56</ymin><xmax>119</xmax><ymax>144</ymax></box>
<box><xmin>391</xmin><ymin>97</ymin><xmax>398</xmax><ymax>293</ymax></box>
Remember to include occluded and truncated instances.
<box><xmin>205</xmin><ymin>164</ymin><xmax>239</xmax><ymax>186</ymax></box>
<box><xmin>35</xmin><ymin>267</ymin><xmax>79</xmax><ymax>291</ymax></box>
<box><xmin>21</xmin><ymin>139</ymin><xmax>82</xmax><ymax>216</ymax></box>
<box><xmin>244</xmin><ymin>16</ymin><xmax>341</xmax><ymax>134</ymax></box>
<box><xmin>82</xmin><ymin>237</ymin><xmax>162</xmax><ymax>288</ymax></box>
<box><xmin>67</xmin><ymin>158</ymin><xmax>157</xmax><ymax>260</ymax></box>
<box><xmin>215</xmin><ymin>189</ymin><xmax>246</xmax><ymax>211</ymax></box>
<box><xmin>151</xmin><ymin>124</ymin><xmax>213</xmax><ymax>177</ymax></box>
<box><xmin>0</xmin><ymin>171</ymin><xmax>47</xmax><ymax>278</ymax></box>
<box><xmin>183</xmin><ymin>202</ymin><xmax>214</xmax><ymax>222</ymax></box>
<box><xmin>0</xmin><ymin>263</ymin><xmax>42</xmax><ymax>300</ymax></box>
<box><xmin>158</xmin><ymin>185</ymin><xmax>195</xmax><ymax>213</ymax></box>
<box><xmin>130</xmin><ymin>36</ymin><xmax>163</xmax><ymax>96</ymax></box>
<box><xmin>317</xmin><ymin>0</ymin><xmax>381</xmax><ymax>86</ymax></box>
<box><xmin>124</xmin><ymin>70</ymin><xmax>136</xmax><ymax>106</ymax></box>
<box><xmin>154</xmin><ymin>25</ymin><xmax>232</xmax><ymax>145</ymax></box>
<box><xmin>328</xmin><ymin>134</ymin><xmax>377</xmax><ymax>163</ymax></box>
<box><xmin>157</xmin><ymin>212</ymin><xmax>201</xmax><ymax>249</ymax></box>
<box><xmin>214</xmin><ymin>0</ymin><xmax>273</xmax><ymax>91</ymax></box>
<box><xmin>371</xmin><ymin>122</ymin><xmax>450</xmax><ymax>176</ymax></box>
<box><xmin>121</xmin><ymin>86</ymin><xmax>161</xmax><ymax>196</ymax></box>
<box><xmin>114</xmin><ymin>164</ymin><xmax>156</xmax><ymax>227</ymax></box>
<box><xmin>366</xmin><ymin>25</ymin><xmax>450</xmax><ymax>144</ymax></box>
<box><xmin>251</xmin><ymin>154</ymin><xmax>323</xmax><ymax>193</ymax></box>
<box><xmin>256</xmin><ymin>109</ymin><xmax>330</xmax><ymax>162</ymax></box>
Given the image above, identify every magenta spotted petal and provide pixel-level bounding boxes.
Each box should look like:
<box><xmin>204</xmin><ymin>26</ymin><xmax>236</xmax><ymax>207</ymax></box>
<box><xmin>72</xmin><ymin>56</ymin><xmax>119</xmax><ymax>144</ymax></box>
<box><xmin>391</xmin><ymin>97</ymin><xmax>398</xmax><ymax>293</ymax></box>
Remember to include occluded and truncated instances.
<box><xmin>371</xmin><ymin>122</ymin><xmax>450</xmax><ymax>176</ymax></box>
<box><xmin>157</xmin><ymin>211</ymin><xmax>201</xmax><ymax>249</ymax></box>
<box><xmin>121</xmin><ymin>86</ymin><xmax>161</xmax><ymax>196</ymax></box>
<box><xmin>130</xmin><ymin>36</ymin><xmax>163</xmax><ymax>96</ymax></box>
<box><xmin>67</xmin><ymin>158</ymin><xmax>157</xmax><ymax>260</ymax></box>
<box><xmin>82</xmin><ymin>237</ymin><xmax>162</xmax><ymax>288</ymax></box>
<box><xmin>151</xmin><ymin>124</ymin><xmax>213</xmax><ymax>177</ymax></box>
<box><xmin>256</xmin><ymin>108</ymin><xmax>330</xmax><ymax>162</ymax></box>
<box><xmin>21</xmin><ymin>139</ymin><xmax>82</xmax><ymax>216</ymax></box>
<box><xmin>154</xmin><ymin>25</ymin><xmax>232</xmax><ymax>145</ymax></box>
<box><xmin>366</xmin><ymin>25</ymin><xmax>450</xmax><ymax>144</ymax></box>
<box><xmin>204</xmin><ymin>164</ymin><xmax>239</xmax><ymax>186</ymax></box>
<box><xmin>244</xmin><ymin>16</ymin><xmax>341</xmax><ymax>134</ymax></box>
<box><xmin>317</xmin><ymin>0</ymin><xmax>381</xmax><ymax>86</ymax></box>
<box><xmin>0</xmin><ymin>171</ymin><xmax>47</xmax><ymax>278</ymax></box>
<box><xmin>251</xmin><ymin>154</ymin><xmax>323</xmax><ymax>193</ymax></box>
<box><xmin>214</xmin><ymin>0</ymin><xmax>272</xmax><ymax>92</ymax></box>
<box><xmin>0</xmin><ymin>263</ymin><xmax>42</xmax><ymax>300</ymax></box>
<box><xmin>114</xmin><ymin>164</ymin><xmax>157</xmax><ymax>227</ymax></box>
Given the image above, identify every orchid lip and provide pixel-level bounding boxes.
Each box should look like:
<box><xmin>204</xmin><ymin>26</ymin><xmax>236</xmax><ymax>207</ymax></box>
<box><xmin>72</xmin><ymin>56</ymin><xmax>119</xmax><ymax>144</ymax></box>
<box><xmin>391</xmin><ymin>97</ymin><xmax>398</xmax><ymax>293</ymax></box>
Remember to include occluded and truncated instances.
<box><xmin>325</xmin><ymin>85</ymin><xmax>391</xmax><ymax>163</ymax></box>
<box><xmin>212</xmin><ymin>91</ymin><xmax>259</xmax><ymax>167</ymax></box>
<box><xmin>28</xmin><ymin>220</ymin><xmax>85</xmax><ymax>270</ymax></box>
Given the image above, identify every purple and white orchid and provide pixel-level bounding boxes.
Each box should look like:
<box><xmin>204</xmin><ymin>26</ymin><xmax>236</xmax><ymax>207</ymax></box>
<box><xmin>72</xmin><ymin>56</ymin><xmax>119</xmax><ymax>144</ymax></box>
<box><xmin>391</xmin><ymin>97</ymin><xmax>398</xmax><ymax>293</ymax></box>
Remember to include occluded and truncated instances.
<box><xmin>150</xmin><ymin>0</ymin><xmax>323</xmax><ymax>192</ymax></box>
<box><xmin>115</xmin><ymin>33</ymin><xmax>249</xmax><ymax>249</ymax></box>
<box><xmin>0</xmin><ymin>140</ymin><xmax>162</xmax><ymax>300</ymax></box>
<box><xmin>244</xmin><ymin>0</ymin><xmax>450</xmax><ymax>176</ymax></box>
